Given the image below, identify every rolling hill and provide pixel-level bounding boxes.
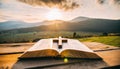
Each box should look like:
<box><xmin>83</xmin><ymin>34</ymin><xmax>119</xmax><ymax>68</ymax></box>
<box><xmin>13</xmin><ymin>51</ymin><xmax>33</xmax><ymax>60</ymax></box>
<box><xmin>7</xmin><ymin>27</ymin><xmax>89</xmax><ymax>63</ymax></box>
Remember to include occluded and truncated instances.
<box><xmin>0</xmin><ymin>17</ymin><xmax>120</xmax><ymax>33</ymax></box>
<box><xmin>0</xmin><ymin>21</ymin><xmax>44</xmax><ymax>31</ymax></box>
<box><xmin>70</xmin><ymin>16</ymin><xmax>90</xmax><ymax>22</ymax></box>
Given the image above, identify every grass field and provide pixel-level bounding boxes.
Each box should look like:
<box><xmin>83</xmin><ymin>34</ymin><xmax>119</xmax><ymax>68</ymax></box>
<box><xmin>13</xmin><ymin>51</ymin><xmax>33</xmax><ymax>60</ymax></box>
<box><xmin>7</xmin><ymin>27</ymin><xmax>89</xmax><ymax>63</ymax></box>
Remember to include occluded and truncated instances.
<box><xmin>0</xmin><ymin>31</ymin><xmax>101</xmax><ymax>43</ymax></box>
<box><xmin>79</xmin><ymin>36</ymin><xmax>120</xmax><ymax>47</ymax></box>
<box><xmin>0</xmin><ymin>31</ymin><xmax>119</xmax><ymax>47</ymax></box>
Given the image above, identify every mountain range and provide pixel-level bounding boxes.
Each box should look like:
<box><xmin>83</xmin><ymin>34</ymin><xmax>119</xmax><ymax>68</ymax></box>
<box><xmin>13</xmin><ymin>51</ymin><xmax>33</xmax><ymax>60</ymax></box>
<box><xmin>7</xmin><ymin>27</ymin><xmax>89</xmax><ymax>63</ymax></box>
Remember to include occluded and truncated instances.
<box><xmin>0</xmin><ymin>17</ymin><xmax>120</xmax><ymax>33</ymax></box>
<box><xmin>0</xmin><ymin>21</ymin><xmax>43</xmax><ymax>31</ymax></box>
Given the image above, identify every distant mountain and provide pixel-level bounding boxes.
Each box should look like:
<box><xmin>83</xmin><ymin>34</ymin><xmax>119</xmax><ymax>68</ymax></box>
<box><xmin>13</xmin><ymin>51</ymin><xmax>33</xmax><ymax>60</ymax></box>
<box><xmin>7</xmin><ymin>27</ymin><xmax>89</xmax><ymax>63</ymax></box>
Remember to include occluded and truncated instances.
<box><xmin>0</xmin><ymin>20</ymin><xmax>68</xmax><ymax>31</ymax></box>
<box><xmin>44</xmin><ymin>19</ymin><xmax>120</xmax><ymax>32</ymax></box>
<box><xmin>0</xmin><ymin>21</ymin><xmax>43</xmax><ymax>31</ymax></box>
<box><xmin>1</xmin><ymin>18</ymin><xmax>120</xmax><ymax>33</ymax></box>
<box><xmin>70</xmin><ymin>16</ymin><xmax>90</xmax><ymax>22</ymax></box>
<box><xmin>0</xmin><ymin>17</ymin><xmax>120</xmax><ymax>33</ymax></box>
<box><xmin>68</xmin><ymin>19</ymin><xmax>120</xmax><ymax>32</ymax></box>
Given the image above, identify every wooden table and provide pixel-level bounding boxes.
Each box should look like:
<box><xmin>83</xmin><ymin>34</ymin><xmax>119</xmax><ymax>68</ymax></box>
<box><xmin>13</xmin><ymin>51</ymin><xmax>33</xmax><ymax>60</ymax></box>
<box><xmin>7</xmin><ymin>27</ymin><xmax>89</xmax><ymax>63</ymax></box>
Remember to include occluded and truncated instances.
<box><xmin>11</xmin><ymin>49</ymin><xmax>120</xmax><ymax>69</ymax></box>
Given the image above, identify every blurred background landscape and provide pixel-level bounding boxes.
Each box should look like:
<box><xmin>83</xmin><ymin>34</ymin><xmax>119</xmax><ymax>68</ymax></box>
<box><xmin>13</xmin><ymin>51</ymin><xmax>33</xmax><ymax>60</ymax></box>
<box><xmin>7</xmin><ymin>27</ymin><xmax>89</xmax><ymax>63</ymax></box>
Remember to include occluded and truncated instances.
<box><xmin>0</xmin><ymin>17</ymin><xmax>120</xmax><ymax>47</ymax></box>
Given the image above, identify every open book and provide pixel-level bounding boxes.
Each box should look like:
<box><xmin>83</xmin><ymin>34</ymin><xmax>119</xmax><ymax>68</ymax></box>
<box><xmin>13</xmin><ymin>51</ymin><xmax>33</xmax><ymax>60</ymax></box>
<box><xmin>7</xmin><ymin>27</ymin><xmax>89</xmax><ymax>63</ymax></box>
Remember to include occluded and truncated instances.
<box><xmin>20</xmin><ymin>37</ymin><xmax>101</xmax><ymax>59</ymax></box>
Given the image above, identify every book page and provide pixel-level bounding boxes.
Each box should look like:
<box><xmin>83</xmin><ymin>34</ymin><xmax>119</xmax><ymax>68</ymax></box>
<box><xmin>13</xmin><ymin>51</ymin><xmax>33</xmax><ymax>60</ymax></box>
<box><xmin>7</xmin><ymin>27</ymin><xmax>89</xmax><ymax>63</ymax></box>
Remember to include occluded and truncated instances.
<box><xmin>59</xmin><ymin>39</ymin><xmax>100</xmax><ymax>58</ymax></box>
<box><xmin>20</xmin><ymin>39</ymin><xmax>59</xmax><ymax>58</ymax></box>
<box><xmin>27</xmin><ymin>39</ymin><xmax>53</xmax><ymax>51</ymax></box>
<box><xmin>59</xmin><ymin>39</ymin><xmax>93</xmax><ymax>53</ymax></box>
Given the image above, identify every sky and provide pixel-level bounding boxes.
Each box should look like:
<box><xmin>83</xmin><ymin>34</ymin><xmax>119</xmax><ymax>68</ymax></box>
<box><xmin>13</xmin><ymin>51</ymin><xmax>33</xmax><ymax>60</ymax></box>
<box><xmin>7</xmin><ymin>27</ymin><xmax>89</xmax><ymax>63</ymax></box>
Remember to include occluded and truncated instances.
<box><xmin>0</xmin><ymin>0</ymin><xmax>120</xmax><ymax>23</ymax></box>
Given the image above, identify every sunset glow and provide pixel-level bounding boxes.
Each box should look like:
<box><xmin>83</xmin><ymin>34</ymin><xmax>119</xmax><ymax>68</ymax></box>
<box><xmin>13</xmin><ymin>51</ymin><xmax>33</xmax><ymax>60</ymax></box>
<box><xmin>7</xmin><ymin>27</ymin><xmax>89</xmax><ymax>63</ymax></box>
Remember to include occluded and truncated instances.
<box><xmin>46</xmin><ymin>8</ymin><xmax>63</xmax><ymax>20</ymax></box>
<box><xmin>0</xmin><ymin>0</ymin><xmax>120</xmax><ymax>23</ymax></box>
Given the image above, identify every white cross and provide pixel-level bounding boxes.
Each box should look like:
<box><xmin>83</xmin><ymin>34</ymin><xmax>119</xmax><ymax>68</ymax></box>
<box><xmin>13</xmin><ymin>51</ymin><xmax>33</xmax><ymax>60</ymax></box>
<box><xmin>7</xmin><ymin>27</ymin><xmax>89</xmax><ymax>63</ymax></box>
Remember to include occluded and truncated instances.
<box><xmin>53</xmin><ymin>36</ymin><xmax>67</xmax><ymax>49</ymax></box>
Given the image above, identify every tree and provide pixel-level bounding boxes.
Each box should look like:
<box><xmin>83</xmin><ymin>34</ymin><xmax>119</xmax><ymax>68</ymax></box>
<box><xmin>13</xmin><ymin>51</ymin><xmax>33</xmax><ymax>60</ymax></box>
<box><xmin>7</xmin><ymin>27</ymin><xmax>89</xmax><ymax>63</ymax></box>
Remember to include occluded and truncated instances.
<box><xmin>103</xmin><ymin>32</ymin><xmax>108</xmax><ymax>36</ymax></box>
<box><xmin>73</xmin><ymin>32</ymin><xmax>77</xmax><ymax>38</ymax></box>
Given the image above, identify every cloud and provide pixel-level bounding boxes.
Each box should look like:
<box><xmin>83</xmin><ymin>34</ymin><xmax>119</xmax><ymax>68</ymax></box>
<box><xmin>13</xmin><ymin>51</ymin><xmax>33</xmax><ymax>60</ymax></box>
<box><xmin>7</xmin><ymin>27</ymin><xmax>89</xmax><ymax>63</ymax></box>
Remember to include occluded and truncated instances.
<box><xmin>0</xmin><ymin>0</ymin><xmax>48</xmax><ymax>23</ymax></box>
<box><xmin>113</xmin><ymin>0</ymin><xmax>120</xmax><ymax>6</ymax></box>
<box><xmin>0</xmin><ymin>0</ymin><xmax>120</xmax><ymax>23</ymax></box>
<box><xmin>97</xmin><ymin>0</ymin><xmax>120</xmax><ymax>6</ymax></box>
<box><xmin>0</xmin><ymin>17</ymin><xmax>7</xmax><ymax>22</ymax></box>
<box><xmin>97</xmin><ymin>0</ymin><xmax>105</xmax><ymax>4</ymax></box>
<box><xmin>109</xmin><ymin>0</ymin><xmax>120</xmax><ymax>8</ymax></box>
<box><xmin>18</xmin><ymin>0</ymin><xmax>80</xmax><ymax>11</ymax></box>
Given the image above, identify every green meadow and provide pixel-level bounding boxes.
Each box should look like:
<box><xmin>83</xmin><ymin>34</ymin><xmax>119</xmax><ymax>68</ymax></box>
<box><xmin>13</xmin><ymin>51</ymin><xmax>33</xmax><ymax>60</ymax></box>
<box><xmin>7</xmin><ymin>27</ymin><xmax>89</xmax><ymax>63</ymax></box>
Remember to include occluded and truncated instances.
<box><xmin>79</xmin><ymin>36</ymin><xmax>120</xmax><ymax>47</ymax></box>
<box><xmin>0</xmin><ymin>31</ymin><xmax>100</xmax><ymax>43</ymax></box>
<box><xmin>0</xmin><ymin>31</ymin><xmax>119</xmax><ymax>47</ymax></box>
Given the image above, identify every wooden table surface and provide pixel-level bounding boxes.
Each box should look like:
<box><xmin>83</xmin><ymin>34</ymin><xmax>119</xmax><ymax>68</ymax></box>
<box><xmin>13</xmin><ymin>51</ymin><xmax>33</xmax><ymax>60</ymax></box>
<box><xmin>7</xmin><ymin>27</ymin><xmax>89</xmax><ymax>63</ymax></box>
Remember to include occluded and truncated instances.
<box><xmin>0</xmin><ymin>49</ymin><xmax>119</xmax><ymax>69</ymax></box>
<box><xmin>0</xmin><ymin>42</ymin><xmax>119</xmax><ymax>69</ymax></box>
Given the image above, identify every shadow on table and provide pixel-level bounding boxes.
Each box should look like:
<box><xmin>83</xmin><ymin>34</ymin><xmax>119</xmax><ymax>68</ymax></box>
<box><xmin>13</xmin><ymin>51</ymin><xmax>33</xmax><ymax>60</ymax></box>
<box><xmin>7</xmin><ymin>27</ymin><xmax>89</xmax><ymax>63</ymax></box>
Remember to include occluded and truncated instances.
<box><xmin>12</xmin><ymin>57</ymin><xmax>108</xmax><ymax>69</ymax></box>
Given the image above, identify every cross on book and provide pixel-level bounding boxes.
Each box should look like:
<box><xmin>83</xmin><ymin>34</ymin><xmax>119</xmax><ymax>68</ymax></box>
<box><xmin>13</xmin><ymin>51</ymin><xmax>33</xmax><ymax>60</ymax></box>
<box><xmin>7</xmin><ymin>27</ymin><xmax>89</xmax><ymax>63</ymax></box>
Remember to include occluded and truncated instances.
<box><xmin>53</xmin><ymin>36</ymin><xmax>67</xmax><ymax>49</ymax></box>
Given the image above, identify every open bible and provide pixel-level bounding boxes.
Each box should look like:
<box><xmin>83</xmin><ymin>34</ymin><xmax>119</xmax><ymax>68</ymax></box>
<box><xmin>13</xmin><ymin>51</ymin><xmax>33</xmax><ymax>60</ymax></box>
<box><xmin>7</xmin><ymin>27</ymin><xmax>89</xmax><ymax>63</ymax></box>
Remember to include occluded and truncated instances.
<box><xmin>19</xmin><ymin>37</ymin><xmax>101</xmax><ymax>59</ymax></box>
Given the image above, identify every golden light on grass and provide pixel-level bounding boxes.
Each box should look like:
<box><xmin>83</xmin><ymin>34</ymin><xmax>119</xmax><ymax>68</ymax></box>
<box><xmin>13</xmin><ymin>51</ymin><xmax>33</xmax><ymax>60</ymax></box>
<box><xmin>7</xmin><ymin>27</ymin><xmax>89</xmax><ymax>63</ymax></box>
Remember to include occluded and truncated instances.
<box><xmin>46</xmin><ymin>8</ymin><xmax>63</xmax><ymax>20</ymax></box>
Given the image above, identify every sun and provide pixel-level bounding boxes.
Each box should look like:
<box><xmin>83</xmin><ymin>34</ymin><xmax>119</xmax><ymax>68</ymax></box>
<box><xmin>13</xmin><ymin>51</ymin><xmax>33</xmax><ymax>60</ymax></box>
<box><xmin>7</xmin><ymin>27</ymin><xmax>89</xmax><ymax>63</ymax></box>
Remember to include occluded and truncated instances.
<box><xmin>46</xmin><ymin>8</ymin><xmax>63</xmax><ymax>20</ymax></box>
